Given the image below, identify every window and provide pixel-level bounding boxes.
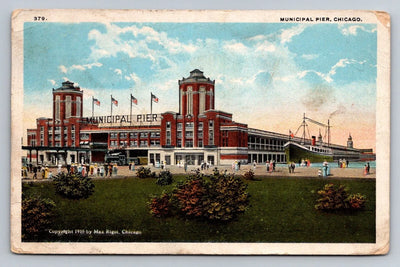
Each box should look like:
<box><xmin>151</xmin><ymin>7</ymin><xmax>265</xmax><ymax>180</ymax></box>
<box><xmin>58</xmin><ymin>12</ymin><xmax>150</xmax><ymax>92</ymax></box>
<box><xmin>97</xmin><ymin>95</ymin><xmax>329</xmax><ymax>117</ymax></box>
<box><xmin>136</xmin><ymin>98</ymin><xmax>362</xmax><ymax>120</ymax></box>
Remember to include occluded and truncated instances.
<box><xmin>140</xmin><ymin>140</ymin><xmax>148</xmax><ymax>147</ymax></box>
<box><xmin>185</xmin><ymin>122</ymin><xmax>194</xmax><ymax>128</ymax></box>
<box><xmin>209</xmin><ymin>120</ymin><xmax>214</xmax><ymax>127</ymax></box>
<box><xmin>71</xmin><ymin>125</ymin><xmax>75</xmax><ymax>131</ymax></box>
<box><xmin>177</xmin><ymin>139</ymin><xmax>182</xmax><ymax>147</ymax></box>
<box><xmin>187</xmin><ymin>86</ymin><xmax>193</xmax><ymax>115</ymax></box>
<box><xmin>130</xmin><ymin>132</ymin><xmax>138</xmax><ymax>138</ymax></box>
<box><xmin>150</xmin><ymin>132</ymin><xmax>160</xmax><ymax>138</ymax></box>
<box><xmin>177</xmin><ymin>131</ymin><xmax>182</xmax><ymax>138</ymax></box>
<box><xmin>198</xmin><ymin>122</ymin><xmax>203</xmax><ymax>130</ymax></box>
<box><xmin>198</xmin><ymin>139</ymin><xmax>203</xmax><ymax>147</ymax></box>
<box><xmin>65</xmin><ymin>95</ymin><xmax>71</xmax><ymax>118</ymax></box>
<box><xmin>141</xmin><ymin>132</ymin><xmax>148</xmax><ymax>138</ymax></box>
<box><xmin>110</xmin><ymin>133</ymin><xmax>118</xmax><ymax>139</ymax></box>
<box><xmin>185</xmin><ymin>140</ymin><xmax>193</xmax><ymax>148</ymax></box>
<box><xmin>80</xmin><ymin>133</ymin><xmax>89</xmax><ymax>140</ymax></box>
<box><xmin>166</xmin><ymin>131</ymin><xmax>171</xmax><ymax>137</ymax></box>
<box><xmin>185</xmin><ymin>131</ymin><xmax>193</xmax><ymax>138</ymax></box>
<box><xmin>55</xmin><ymin>95</ymin><xmax>60</xmax><ymax>120</ymax></box>
<box><xmin>166</xmin><ymin>122</ymin><xmax>171</xmax><ymax>129</ymax></box>
<box><xmin>199</xmin><ymin>86</ymin><xmax>206</xmax><ymax>114</ymax></box>
<box><xmin>177</xmin><ymin>123</ymin><xmax>182</xmax><ymax>130</ymax></box>
<box><xmin>76</xmin><ymin>97</ymin><xmax>81</xmax><ymax>117</ymax></box>
<box><xmin>120</xmin><ymin>132</ymin><xmax>127</xmax><ymax>139</ymax></box>
<box><xmin>130</xmin><ymin>140</ymin><xmax>137</xmax><ymax>147</ymax></box>
<box><xmin>40</xmin><ymin>126</ymin><xmax>44</xmax><ymax>132</ymax></box>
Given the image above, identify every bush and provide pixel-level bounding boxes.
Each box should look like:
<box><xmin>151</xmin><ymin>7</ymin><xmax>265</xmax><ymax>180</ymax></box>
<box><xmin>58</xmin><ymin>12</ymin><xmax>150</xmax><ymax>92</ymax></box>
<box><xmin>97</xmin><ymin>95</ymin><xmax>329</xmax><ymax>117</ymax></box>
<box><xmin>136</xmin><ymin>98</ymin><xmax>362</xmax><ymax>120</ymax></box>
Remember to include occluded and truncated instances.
<box><xmin>22</xmin><ymin>195</ymin><xmax>56</xmax><ymax>240</ymax></box>
<box><xmin>347</xmin><ymin>193</ymin><xmax>367</xmax><ymax>210</ymax></box>
<box><xmin>156</xmin><ymin>170</ymin><xmax>173</xmax><ymax>186</ymax></box>
<box><xmin>53</xmin><ymin>172</ymin><xmax>95</xmax><ymax>199</ymax></box>
<box><xmin>151</xmin><ymin>171</ymin><xmax>250</xmax><ymax>221</ymax></box>
<box><xmin>136</xmin><ymin>167</ymin><xmax>156</xmax><ymax>178</ymax></box>
<box><xmin>243</xmin><ymin>169</ymin><xmax>255</xmax><ymax>180</ymax></box>
<box><xmin>315</xmin><ymin>183</ymin><xmax>366</xmax><ymax>211</ymax></box>
<box><xmin>174</xmin><ymin>177</ymin><xmax>207</xmax><ymax>218</ymax></box>
<box><xmin>149</xmin><ymin>193</ymin><xmax>173</xmax><ymax>217</ymax></box>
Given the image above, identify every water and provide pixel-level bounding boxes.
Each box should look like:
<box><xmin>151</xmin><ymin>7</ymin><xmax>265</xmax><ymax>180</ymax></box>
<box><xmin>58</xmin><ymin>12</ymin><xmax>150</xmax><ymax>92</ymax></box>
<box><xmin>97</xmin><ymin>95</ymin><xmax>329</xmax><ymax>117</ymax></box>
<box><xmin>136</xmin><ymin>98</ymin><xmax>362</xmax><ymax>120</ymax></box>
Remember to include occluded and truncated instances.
<box><xmin>277</xmin><ymin>161</ymin><xmax>375</xmax><ymax>169</ymax></box>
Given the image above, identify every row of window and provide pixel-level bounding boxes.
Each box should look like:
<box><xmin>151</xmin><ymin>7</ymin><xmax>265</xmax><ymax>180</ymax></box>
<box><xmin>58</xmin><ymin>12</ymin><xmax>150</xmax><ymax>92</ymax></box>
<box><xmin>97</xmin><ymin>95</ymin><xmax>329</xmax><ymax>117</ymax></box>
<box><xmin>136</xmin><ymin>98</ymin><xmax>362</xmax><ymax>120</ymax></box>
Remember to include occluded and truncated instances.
<box><xmin>109</xmin><ymin>132</ymin><xmax>160</xmax><ymax>139</ymax></box>
<box><xmin>109</xmin><ymin>140</ymin><xmax>160</xmax><ymax>147</ymax></box>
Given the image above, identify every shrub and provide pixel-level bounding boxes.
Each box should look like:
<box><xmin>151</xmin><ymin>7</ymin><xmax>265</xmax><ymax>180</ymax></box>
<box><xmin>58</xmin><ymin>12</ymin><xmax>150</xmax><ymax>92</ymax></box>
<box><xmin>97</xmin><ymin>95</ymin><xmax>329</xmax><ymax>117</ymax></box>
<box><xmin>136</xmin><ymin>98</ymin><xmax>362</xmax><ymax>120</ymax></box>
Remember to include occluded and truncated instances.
<box><xmin>347</xmin><ymin>193</ymin><xmax>367</xmax><ymax>210</ymax></box>
<box><xmin>22</xmin><ymin>195</ymin><xmax>56</xmax><ymax>240</ymax></box>
<box><xmin>53</xmin><ymin>172</ymin><xmax>95</xmax><ymax>199</ymax></box>
<box><xmin>149</xmin><ymin>193</ymin><xmax>173</xmax><ymax>218</ymax></box>
<box><xmin>151</xmin><ymin>171</ymin><xmax>250</xmax><ymax>221</ymax></box>
<box><xmin>136</xmin><ymin>166</ymin><xmax>154</xmax><ymax>178</ymax></box>
<box><xmin>173</xmin><ymin>177</ymin><xmax>207</xmax><ymax>218</ymax></box>
<box><xmin>156</xmin><ymin>170</ymin><xmax>173</xmax><ymax>186</ymax></box>
<box><xmin>243</xmin><ymin>169</ymin><xmax>255</xmax><ymax>180</ymax></box>
<box><xmin>315</xmin><ymin>183</ymin><xmax>366</xmax><ymax>211</ymax></box>
<box><xmin>204</xmin><ymin>174</ymin><xmax>250</xmax><ymax>221</ymax></box>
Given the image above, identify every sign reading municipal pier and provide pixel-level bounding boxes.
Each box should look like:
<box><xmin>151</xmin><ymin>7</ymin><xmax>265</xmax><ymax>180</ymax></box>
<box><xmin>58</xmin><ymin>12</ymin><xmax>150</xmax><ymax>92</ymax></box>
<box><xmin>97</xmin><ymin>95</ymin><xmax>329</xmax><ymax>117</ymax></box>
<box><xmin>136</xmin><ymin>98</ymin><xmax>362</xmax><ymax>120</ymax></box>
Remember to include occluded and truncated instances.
<box><xmin>82</xmin><ymin>114</ymin><xmax>161</xmax><ymax>127</ymax></box>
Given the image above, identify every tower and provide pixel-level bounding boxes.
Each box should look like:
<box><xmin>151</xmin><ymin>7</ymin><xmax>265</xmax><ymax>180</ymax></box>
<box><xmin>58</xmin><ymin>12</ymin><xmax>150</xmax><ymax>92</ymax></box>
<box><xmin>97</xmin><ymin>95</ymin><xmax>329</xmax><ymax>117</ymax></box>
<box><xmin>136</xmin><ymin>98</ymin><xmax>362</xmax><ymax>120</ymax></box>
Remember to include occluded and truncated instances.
<box><xmin>347</xmin><ymin>133</ymin><xmax>353</xmax><ymax>148</ymax></box>
<box><xmin>178</xmin><ymin>69</ymin><xmax>215</xmax><ymax>117</ymax></box>
<box><xmin>51</xmin><ymin>81</ymin><xmax>83</xmax><ymax>147</ymax></box>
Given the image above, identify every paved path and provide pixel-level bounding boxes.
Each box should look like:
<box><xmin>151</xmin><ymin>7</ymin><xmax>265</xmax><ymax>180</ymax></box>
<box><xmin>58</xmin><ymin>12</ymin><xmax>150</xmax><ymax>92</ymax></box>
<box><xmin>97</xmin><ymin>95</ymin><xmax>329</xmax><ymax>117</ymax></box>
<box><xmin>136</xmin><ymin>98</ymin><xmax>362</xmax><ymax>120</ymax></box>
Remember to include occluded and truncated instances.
<box><xmin>21</xmin><ymin>163</ymin><xmax>376</xmax><ymax>182</ymax></box>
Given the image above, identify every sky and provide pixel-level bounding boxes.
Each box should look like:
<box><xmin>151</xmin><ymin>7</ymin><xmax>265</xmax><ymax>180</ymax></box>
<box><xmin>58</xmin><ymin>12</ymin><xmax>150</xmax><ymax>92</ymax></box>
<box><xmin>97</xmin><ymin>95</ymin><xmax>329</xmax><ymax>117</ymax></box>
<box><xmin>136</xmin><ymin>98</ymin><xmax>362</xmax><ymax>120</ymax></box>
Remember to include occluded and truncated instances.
<box><xmin>23</xmin><ymin>22</ymin><xmax>377</xmax><ymax>149</ymax></box>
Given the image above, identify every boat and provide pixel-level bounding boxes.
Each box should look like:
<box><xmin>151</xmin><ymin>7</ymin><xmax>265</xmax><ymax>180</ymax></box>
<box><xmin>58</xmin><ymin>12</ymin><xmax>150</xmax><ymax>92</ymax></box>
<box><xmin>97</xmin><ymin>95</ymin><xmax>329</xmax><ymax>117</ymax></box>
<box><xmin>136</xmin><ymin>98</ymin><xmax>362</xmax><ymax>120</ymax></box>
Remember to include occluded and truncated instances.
<box><xmin>283</xmin><ymin>114</ymin><xmax>372</xmax><ymax>163</ymax></box>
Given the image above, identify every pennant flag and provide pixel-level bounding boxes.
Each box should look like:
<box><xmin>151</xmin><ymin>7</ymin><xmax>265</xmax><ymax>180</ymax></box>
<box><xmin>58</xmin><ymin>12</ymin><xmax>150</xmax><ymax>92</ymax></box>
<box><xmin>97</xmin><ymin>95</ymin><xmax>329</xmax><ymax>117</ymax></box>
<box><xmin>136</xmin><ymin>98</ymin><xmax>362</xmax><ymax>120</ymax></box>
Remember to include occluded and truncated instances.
<box><xmin>151</xmin><ymin>93</ymin><xmax>159</xmax><ymax>103</ymax></box>
<box><xmin>289</xmin><ymin>130</ymin><xmax>294</xmax><ymax>138</ymax></box>
<box><xmin>93</xmin><ymin>98</ymin><xmax>100</xmax><ymax>106</ymax></box>
<box><xmin>112</xmin><ymin>97</ymin><xmax>118</xmax><ymax>106</ymax></box>
<box><xmin>131</xmin><ymin>95</ymin><xmax>138</xmax><ymax>105</ymax></box>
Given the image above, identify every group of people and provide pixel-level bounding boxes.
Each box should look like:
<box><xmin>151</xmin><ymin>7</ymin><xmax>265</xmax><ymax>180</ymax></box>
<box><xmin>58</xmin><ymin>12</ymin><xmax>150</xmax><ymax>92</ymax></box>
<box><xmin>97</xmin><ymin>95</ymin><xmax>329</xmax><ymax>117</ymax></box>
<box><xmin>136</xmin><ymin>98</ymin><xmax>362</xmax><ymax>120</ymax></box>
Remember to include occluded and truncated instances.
<box><xmin>261</xmin><ymin>160</ymin><xmax>275</xmax><ymax>173</ymax></box>
<box><xmin>231</xmin><ymin>160</ymin><xmax>242</xmax><ymax>172</ymax></box>
<box><xmin>22</xmin><ymin>164</ymin><xmax>53</xmax><ymax>180</ymax></box>
<box><xmin>338</xmin><ymin>159</ymin><xmax>349</xmax><ymax>168</ymax></box>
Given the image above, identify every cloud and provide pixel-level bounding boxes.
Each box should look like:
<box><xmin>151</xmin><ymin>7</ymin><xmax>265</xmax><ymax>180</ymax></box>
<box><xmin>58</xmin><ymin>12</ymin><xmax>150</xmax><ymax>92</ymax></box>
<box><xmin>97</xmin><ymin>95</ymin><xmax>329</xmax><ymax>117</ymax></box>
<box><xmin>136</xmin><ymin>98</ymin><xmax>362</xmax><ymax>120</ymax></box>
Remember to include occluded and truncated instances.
<box><xmin>280</xmin><ymin>25</ymin><xmax>307</xmax><ymax>44</ymax></box>
<box><xmin>255</xmin><ymin>41</ymin><xmax>276</xmax><ymax>53</ymax></box>
<box><xmin>114</xmin><ymin>68</ymin><xmax>122</xmax><ymax>75</ymax></box>
<box><xmin>301</xmin><ymin>54</ymin><xmax>319</xmax><ymax>60</ymax></box>
<box><xmin>340</xmin><ymin>25</ymin><xmax>377</xmax><ymax>36</ymax></box>
<box><xmin>124</xmin><ymin>72</ymin><xmax>141</xmax><ymax>85</ymax></box>
<box><xmin>62</xmin><ymin>77</ymin><xmax>70</xmax><ymax>81</ymax></box>
<box><xmin>298</xmin><ymin>58</ymin><xmax>367</xmax><ymax>83</ymax></box>
<box><xmin>62</xmin><ymin>62</ymin><xmax>103</xmax><ymax>73</ymax></box>
<box><xmin>88</xmin><ymin>23</ymin><xmax>198</xmax><ymax>63</ymax></box>
<box><xmin>223</xmin><ymin>42</ymin><xmax>249</xmax><ymax>54</ymax></box>
<box><xmin>48</xmin><ymin>79</ymin><xmax>56</xmax><ymax>86</ymax></box>
<box><xmin>59</xmin><ymin>65</ymin><xmax>67</xmax><ymax>73</ymax></box>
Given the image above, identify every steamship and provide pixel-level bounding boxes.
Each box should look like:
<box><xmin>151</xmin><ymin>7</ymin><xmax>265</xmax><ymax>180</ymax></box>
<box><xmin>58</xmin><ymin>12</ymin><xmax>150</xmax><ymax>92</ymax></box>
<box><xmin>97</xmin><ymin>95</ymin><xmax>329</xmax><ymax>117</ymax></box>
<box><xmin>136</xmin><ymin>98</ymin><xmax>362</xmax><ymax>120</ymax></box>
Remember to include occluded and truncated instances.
<box><xmin>283</xmin><ymin>114</ymin><xmax>375</xmax><ymax>163</ymax></box>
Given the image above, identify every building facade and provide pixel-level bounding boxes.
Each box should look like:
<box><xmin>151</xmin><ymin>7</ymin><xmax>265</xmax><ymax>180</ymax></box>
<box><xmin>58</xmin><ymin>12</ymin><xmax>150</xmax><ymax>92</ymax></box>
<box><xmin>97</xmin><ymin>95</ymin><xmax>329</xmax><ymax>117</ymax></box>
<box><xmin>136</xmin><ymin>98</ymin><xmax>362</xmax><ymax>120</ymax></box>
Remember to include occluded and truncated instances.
<box><xmin>25</xmin><ymin>70</ymin><xmax>289</xmax><ymax>166</ymax></box>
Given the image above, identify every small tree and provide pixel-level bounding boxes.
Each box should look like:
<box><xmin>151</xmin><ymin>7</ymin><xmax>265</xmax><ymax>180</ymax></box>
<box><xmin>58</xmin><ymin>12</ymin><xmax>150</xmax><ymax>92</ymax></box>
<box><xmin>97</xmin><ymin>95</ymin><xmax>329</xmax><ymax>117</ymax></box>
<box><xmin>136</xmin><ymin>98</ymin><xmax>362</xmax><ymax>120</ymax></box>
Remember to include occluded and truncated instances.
<box><xmin>156</xmin><ymin>170</ymin><xmax>173</xmax><ymax>186</ymax></box>
<box><xmin>315</xmin><ymin>183</ymin><xmax>366</xmax><ymax>211</ymax></box>
<box><xmin>136</xmin><ymin>167</ymin><xmax>156</xmax><ymax>178</ymax></box>
<box><xmin>53</xmin><ymin>172</ymin><xmax>95</xmax><ymax>199</ymax></box>
<box><xmin>22</xmin><ymin>195</ymin><xmax>56</xmax><ymax>240</ymax></box>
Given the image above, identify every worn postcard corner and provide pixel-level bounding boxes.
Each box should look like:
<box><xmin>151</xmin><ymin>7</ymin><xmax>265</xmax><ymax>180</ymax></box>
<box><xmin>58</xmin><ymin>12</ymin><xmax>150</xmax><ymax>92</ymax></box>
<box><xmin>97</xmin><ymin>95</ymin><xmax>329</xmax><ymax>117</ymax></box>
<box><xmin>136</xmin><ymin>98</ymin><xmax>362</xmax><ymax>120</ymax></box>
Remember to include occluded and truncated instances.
<box><xmin>11</xmin><ymin>9</ymin><xmax>390</xmax><ymax>255</ymax></box>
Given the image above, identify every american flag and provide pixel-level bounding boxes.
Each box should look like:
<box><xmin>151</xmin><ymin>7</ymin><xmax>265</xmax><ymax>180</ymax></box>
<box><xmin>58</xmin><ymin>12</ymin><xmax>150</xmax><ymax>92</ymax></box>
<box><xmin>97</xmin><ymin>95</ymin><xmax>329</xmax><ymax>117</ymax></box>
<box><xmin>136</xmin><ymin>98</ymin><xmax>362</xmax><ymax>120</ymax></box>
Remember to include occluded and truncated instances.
<box><xmin>93</xmin><ymin>98</ymin><xmax>100</xmax><ymax>106</ymax></box>
<box><xmin>131</xmin><ymin>95</ymin><xmax>138</xmax><ymax>105</ymax></box>
<box><xmin>151</xmin><ymin>93</ymin><xmax>159</xmax><ymax>103</ymax></box>
<box><xmin>112</xmin><ymin>97</ymin><xmax>118</xmax><ymax>106</ymax></box>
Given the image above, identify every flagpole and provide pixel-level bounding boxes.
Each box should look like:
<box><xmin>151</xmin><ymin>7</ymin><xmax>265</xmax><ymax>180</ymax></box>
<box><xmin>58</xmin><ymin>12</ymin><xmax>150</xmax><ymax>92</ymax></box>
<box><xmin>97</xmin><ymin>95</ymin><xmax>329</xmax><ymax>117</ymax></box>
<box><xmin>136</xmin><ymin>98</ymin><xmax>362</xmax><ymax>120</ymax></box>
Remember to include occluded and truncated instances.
<box><xmin>130</xmin><ymin>93</ymin><xmax>132</xmax><ymax>126</ymax></box>
<box><xmin>92</xmin><ymin>96</ymin><xmax>94</xmax><ymax>118</ymax></box>
<box><xmin>150</xmin><ymin>92</ymin><xmax>153</xmax><ymax>115</ymax></box>
<box><xmin>111</xmin><ymin>94</ymin><xmax>113</xmax><ymax>118</ymax></box>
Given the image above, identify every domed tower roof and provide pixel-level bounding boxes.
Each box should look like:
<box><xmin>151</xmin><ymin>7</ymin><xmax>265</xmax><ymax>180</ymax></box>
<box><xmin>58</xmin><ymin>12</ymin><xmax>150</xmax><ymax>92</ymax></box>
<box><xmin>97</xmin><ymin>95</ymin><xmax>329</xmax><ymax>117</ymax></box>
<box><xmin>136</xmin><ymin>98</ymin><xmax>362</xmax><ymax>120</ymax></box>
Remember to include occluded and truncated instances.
<box><xmin>53</xmin><ymin>81</ymin><xmax>81</xmax><ymax>92</ymax></box>
<box><xmin>179</xmin><ymin>69</ymin><xmax>215</xmax><ymax>85</ymax></box>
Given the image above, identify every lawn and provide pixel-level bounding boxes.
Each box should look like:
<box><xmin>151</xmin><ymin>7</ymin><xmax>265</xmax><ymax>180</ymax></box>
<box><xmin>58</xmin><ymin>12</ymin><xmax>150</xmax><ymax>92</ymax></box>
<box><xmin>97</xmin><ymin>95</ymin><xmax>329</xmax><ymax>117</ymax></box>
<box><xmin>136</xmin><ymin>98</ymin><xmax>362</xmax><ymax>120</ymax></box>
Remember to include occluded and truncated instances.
<box><xmin>22</xmin><ymin>175</ymin><xmax>376</xmax><ymax>243</ymax></box>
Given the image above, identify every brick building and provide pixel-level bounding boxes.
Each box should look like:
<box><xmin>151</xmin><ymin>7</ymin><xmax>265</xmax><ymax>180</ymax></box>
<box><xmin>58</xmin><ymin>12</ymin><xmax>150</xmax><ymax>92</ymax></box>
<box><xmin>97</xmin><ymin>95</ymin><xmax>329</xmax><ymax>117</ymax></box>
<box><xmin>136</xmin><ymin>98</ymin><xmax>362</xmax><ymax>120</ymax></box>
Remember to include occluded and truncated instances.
<box><xmin>25</xmin><ymin>70</ymin><xmax>288</xmax><ymax>166</ymax></box>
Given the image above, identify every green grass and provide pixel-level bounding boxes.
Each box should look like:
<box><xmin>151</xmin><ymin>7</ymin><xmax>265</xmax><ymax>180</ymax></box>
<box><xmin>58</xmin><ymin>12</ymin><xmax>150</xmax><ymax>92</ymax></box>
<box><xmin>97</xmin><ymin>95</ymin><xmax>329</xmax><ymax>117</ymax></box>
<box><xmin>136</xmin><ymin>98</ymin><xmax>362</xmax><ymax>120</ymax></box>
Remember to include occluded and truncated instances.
<box><xmin>22</xmin><ymin>175</ymin><xmax>375</xmax><ymax>243</ymax></box>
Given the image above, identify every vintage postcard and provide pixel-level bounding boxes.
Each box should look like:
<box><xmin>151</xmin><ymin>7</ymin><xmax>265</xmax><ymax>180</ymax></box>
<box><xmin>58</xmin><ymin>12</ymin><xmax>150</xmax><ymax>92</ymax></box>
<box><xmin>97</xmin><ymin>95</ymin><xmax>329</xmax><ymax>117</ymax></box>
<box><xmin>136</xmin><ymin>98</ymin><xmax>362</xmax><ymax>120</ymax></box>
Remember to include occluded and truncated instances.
<box><xmin>11</xmin><ymin>9</ymin><xmax>390</xmax><ymax>254</ymax></box>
